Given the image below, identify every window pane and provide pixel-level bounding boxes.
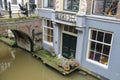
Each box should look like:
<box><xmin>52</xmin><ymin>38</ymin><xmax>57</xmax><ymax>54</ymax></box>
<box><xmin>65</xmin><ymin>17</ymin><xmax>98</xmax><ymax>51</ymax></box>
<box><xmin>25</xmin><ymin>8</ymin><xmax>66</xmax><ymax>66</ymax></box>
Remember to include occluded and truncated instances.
<box><xmin>44</xmin><ymin>0</ymin><xmax>48</xmax><ymax>7</ymax></box>
<box><xmin>103</xmin><ymin>45</ymin><xmax>110</xmax><ymax>55</ymax></box>
<box><xmin>89</xmin><ymin>51</ymin><xmax>95</xmax><ymax>60</ymax></box>
<box><xmin>93</xmin><ymin>0</ymin><xmax>118</xmax><ymax>15</ymax></box>
<box><xmin>104</xmin><ymin>0</ymin><xmax>118</xmax><ymax>15</ymax></box>
<box><xmin>69</xmin><ymin>26</ymin><xmax>74</xmax><ymax>32</ymax></box>
<box><xmin>91</xmin><ymin>30</ymin><xmax>97</xmax><ymax>40</ymax></box>
<box><xmin>93</xmin><ymin>1</ymin><xmax>104</xmax><ymax>14</ymax></box>
<box><xmin>100</xmin><ymin>55</ymin><xmax>108</xmax><ymax>65</ymax></box>
<box><xmin>74</xmin><ymin>29</ymin><xmax>78</xmax><ymax>34</ymax></box>
<box><xmin>48</xmin><ymin>0</ymin><xmax>54</xmax><ymax>8</ymax></box>
<box><xmin>51</xmin><ymin>36</ymin><xmax>53</xmax><ymax>42</ymax></box>
<box><xmin>94</xmin><ymin>53</ymin><xmax>101</xmax><ymax>62</ymax></box>
<box><xmin>64</xmin><ymin>0</ymin><xmax>79</xmax><ymax>11</ymax></box>
<box><xmin>47</xmin><ymin>29</ymin><xmax>51</xmax><ymax>35</ymax></box>
<box><xmin>90</xmin><ymin>41</ymin><xmax>96</xmax><ymax>51</ymax></box>
<box><xmin>64</xmin><ymin>25</ymin><xmax>69</xmax><ymax>31</ymax></box>
<box><xmin>51</xmin><ymin>30</ymin><xmax>53</xmax><ymax>36</ymax></box>
<box><xmin>96</xmin><ymin>43</ymin><xmax>103</xmax><ymax>53</ymax></box>
<box><xmin>47</xmin><ymin>35</ymin><xmax>50</xmax><ymax>42</ymax></box>
<box><xmin>51</xmin><ymin>21</ymin><xmax>53</xmax><ymax>28</ymax></box>
<box><xmin>104</xmin><ymin>33</ymin><xmax>112</xmax><ymax>44</ymax></box>
<box><xmin>47</xmin><ymin>20</ymin><xmax>50</xmax><ymax>27</ymax></box>
<box><xmin>97</xmin><ymin>31</ymin><xmax>104</xmax><ymax>42</ymax></box>
<box><xmin>64</xmin><ymin>0</ymin><xmax>72</xmax><ymax>10</ymax></box>
<box><xmin>71</xmin><ymin>0</ymin><xmax>79</xmax><ymax>11</ymax></box>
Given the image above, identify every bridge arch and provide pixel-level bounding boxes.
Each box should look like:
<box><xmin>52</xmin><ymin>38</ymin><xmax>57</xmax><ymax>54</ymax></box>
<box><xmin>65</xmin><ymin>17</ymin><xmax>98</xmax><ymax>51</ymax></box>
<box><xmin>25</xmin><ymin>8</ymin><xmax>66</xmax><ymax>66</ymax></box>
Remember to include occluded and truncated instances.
<box><xmin>11</xmin><ymin>30</ymin><xmax>34</xmax><ymax>52</ymax></box>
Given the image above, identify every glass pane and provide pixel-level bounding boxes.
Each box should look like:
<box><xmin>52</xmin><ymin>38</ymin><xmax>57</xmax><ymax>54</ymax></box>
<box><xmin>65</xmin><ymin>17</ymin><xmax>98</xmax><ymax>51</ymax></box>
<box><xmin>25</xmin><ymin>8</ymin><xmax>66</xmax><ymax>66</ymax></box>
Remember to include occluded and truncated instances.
<box><xmin>100</xmin><ymin>55</ymin><xmax>108</xmax><ymax>65</ymax></box>
<box><xmin>51</xmin><ymin>36</ymin><xmax>53</xmax><ymax>42</ymax></box>
<box><xmin>93</xmin><ymin>1</ymin><xmax>104</xmax><ymax>14</ymax></box>
<box><xmin>47</xmin><ymin>35</ymin><xmax>50</xmax><ymax>42</ymax></box>
<box><xmin>91</xmin><ymin>30</ymin><xmax>97</xmax><ymax>40</ymax></box>
<box><xmin>44</xmin><ymin>0</ymin><xmax>48</xmax><ymax>7</ymax></box>
<box><xmin>97</xmin><ymin>31</ymin><xmax>104</xmax><ymax>42</ymax></box>
<box><xmin>48</xmin><ymin>0</ymin><xmax>54</xmax><ymax>8</ymax></box>
<box><xmin>94</xmin><ymin>53</ymin><xmax>101</xmax><ymax>62</ymax></box>
<box><xmin>64</xmin><ymin>25</ymin><xmax>69</xmax><ymax>31</ymax></box>
<box><xmin>51</xmin><ymin>21</ymin><xmax>53</xmax><ymax>28</ymax></box>
<box><xmin>71</xmin><ymin>0</ymin><xmax>79</xmax><ymax>11</ymax></box>
<box><xmin>51</xmin><ymin>30</ymin><xmax>53</xmax><ymax>36</ymax></box>
<box><xmin>69</xmin><ymin>26</ymin><xmax>74</xmax><ymax>32</ymax></box>
<box><xmin>104</xmin><ymin>33</ymin><xmax>112</xmax><ymax>44</ymax></box>
<box><xmin>74</xmin><ymin>29</ymin><xmax>78</xmax><ymax>34</ymax></box>
<box><xmin>96</xmin><ymin>43</ymin><xmax>103</xmax><ymax>53</ymax></box>
<box><xmin>64</xmin><ymin>0</ymin><xmax>72</xmax><ymax>10</ymax></box>
<box><xmin>103</xmin><ymin>45</ymin><xmax>110</xmax><ymax>55</ymax></box>
<box><xmin>47</xmin><ymin>20</ymin><xmax>50</xmax><ymax>27</ymax></box>
<box><xmin>47</xmin><ymin>29</ymin><xmax>51</xmax><ymax>35</ymax></box>
<box><xmin>90</xmin><ymin>41</ymin><xmax>96</xmax><ymax>51</ymax></box>
<box><xmin>105</xmin><ymin>0</ymin><xmax>118</xmax><ymax>15</ymax></box>
<box><xmin>89</xmin><ymin>51</ymin><xmax>94</xmax><ymax>60</ymax></box>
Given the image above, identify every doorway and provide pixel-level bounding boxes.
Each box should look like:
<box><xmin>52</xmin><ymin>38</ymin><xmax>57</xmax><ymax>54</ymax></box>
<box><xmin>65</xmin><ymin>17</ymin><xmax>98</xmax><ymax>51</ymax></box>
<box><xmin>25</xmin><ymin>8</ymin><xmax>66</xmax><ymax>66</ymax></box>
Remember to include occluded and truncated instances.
<box><xmin>62</xmin><ymin>33</ymin><xmax>77</xmax><ymax>59</ymax></box>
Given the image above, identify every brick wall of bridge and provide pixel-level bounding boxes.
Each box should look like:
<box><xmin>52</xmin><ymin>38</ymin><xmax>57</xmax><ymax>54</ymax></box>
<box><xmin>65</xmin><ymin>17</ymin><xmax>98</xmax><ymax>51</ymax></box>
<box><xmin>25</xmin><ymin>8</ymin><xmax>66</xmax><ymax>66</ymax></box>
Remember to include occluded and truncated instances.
<box><xmin>0</xmin><ymin>19</ymin><xmax>42</xmax><ymax>51</ymax></box>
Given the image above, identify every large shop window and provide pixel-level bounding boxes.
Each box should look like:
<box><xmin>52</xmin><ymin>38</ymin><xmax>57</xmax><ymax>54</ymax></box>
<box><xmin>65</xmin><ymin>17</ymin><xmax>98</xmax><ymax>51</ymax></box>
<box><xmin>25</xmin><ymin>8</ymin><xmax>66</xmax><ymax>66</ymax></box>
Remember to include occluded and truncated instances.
<box><xmin>87</xmin><ymin>29</ymin><xmax>113</xmax><ymax>68</ymax></box>
<box><xmin>43</xmin><ymin>0</ymin><xmax>54</xmax><ymax>9</ymax></box>
<box><xmin>43</xmin><ymin>19</ymin><xmax>53</xmax><ymax>43</ymax></box>
<box><xmin>64</xmin><ymin>0</ymin><xmax>79</xmax><ymax>12</ymax></box>
<box><xmin>93</xmin><ymin>0</ymin><xmax>119</xmax><ymax>16</ymax></box>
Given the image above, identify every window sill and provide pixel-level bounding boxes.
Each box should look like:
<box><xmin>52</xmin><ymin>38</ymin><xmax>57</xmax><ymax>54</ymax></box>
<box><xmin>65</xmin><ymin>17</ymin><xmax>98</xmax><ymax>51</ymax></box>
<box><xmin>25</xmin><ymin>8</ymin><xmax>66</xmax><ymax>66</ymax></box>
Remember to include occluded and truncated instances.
<box><xmin>86</xmin><ymin>59</ymin><xmax>108</xmax><ymax>69</ymax></box>
<box><xmin>43</xmin><ymin>40</ymin><xmax>53</xmax><ymax>46</ymax></box>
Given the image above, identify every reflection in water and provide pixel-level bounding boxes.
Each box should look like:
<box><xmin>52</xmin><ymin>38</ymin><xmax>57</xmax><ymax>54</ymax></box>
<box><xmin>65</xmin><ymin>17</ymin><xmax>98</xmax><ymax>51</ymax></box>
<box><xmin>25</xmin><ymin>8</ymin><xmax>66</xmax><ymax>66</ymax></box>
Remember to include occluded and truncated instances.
<box><xmin>0</xmin><ymin>42</ymin><xmax>98</xmax><ymax>80</ymax></box>
<box><xmin>0</xmin><ymin>62</ymin><xmax>11</xmax><ymax>73</ymax></box>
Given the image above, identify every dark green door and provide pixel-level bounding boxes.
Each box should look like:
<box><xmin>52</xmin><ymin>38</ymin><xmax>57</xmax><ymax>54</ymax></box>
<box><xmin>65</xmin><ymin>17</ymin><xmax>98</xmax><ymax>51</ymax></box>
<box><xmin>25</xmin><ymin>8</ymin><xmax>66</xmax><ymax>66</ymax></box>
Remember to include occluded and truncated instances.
<box><xmin>62</xmin><ymin>33</ymin><xmax>77</xmax><ymax>59</ymax></box>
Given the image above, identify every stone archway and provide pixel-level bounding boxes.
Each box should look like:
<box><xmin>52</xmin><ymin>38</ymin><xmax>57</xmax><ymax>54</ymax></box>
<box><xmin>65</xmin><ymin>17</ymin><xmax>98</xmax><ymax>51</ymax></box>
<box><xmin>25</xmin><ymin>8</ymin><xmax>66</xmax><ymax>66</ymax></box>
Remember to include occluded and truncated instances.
<box><xmin>11</xmin><ymin>30</ymin><xmax>33</xmax><ymax>52</ymax></box>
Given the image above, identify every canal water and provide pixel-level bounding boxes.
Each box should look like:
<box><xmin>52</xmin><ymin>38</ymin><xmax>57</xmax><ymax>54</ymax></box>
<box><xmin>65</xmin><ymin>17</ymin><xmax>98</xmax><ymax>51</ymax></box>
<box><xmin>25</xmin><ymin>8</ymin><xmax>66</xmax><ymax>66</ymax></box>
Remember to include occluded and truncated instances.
<box><xmin>0</xmin><ymin>42</ymin><xmax>98</xmax><ymax>80</ymax></box>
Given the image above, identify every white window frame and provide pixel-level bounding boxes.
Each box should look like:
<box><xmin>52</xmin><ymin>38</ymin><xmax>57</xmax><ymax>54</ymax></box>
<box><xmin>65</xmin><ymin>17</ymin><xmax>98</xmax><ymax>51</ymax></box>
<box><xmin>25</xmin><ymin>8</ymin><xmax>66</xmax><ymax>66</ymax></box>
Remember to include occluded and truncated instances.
<box><xmin>43</xmin><ymin>19</ymin><xmax>53</xmax><ymax>46</ymax></box>
<box><xmin>86</xmin><ymin>28</ymin><xmax>113</xmax><ymax>69</ymax></box>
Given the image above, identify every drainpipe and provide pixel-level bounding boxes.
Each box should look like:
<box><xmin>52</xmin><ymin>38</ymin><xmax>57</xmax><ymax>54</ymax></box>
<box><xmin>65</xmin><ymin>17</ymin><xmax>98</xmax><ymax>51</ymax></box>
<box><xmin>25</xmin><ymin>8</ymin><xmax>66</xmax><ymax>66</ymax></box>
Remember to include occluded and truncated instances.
<box><xmin>8</xmin><ymin>2</ymin><xmax>12</xmax><ymax>18</ymax></box>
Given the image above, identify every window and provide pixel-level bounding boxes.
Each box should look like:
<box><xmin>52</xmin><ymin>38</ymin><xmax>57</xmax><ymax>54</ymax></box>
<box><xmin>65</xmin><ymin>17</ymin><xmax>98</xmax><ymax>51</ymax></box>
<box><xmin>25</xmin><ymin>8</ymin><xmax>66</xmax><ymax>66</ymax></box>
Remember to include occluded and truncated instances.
<box><xmin>87</xmin><ymin>29</ymin><xmax>113</xmax><ymax>67</ymax></box>
<box><xmin>43</xmin><ymin>19</ymin><xmax>53</xmax><ymax>43</ymax></box>
<box><xmin>64</xmin><ymin>25</ymin><xmax>78</xmax><ymax>34</ymax></box>
<box><xmin>93</xmin><ymin>0</ymin><xmax>119</xmax><ymax>16</ymax></box>
<box><xmin>11</xmin><ymin>0</ymin><xmax>17</xmax><ymax>4</ymax></box>
<box><xmin>64</xmin><ymin>0</ymin><xmax>79</xmax><ymax>12</ymax></box>
<box><xmin>43</xmin><ymin>0</ymin><xmax>54</xmax><ymax>9</ymax></box>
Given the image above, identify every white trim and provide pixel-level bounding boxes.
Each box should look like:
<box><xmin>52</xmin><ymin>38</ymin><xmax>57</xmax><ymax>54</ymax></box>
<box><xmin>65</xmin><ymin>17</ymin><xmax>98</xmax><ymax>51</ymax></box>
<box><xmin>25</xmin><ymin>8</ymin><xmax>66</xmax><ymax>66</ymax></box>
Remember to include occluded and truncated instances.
<box><xmin>43</xmin><ymin>19</ymin><xmax>54</xmax><ymax>44</ymax></box>
<box><xmin>86</xmin><ymin>59</ymin><xmax>108</xmax><ymax>69</ymax></box>
<box><xmin>43</xmin><ymin>40</ymin><xmax>53</xmax><ymax>46</ymax></box>
<box><xmin>60</xmin><ymin>24</ymin><xmax>78</xmax><ymax>58</ymax></box>
<box><xmin>86</xmin><ymin>28</ymin><xmax>113</xmax><ymax>69</ymax></box>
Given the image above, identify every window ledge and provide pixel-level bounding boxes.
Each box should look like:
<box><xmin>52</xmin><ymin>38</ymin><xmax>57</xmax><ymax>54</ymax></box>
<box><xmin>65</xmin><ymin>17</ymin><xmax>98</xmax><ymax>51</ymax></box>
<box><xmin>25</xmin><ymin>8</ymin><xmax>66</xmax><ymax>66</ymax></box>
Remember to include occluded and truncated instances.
<box><xmin>86</xmin><ymin>15</ymin><xmax>120</xmax><ymax>24</ymax></box>
<box><xmin>86</xmin><ymin>59</ymin><xmax>108</xmax><ymax>69</ymax></box>
<box><xmin>43</xmin><ymin>40</ymin><xmax>53</xmax><ymax>46</ymax></box>
<box><xmin>41</xmin><ymin>8</ymin><xmax>55</xmax><ymax>11</ymax></box>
